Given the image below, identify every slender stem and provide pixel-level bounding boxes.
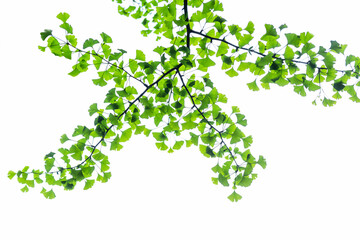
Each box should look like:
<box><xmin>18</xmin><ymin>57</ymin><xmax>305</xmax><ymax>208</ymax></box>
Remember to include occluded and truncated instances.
<box><xmin>189</xmin><ymin>29</ymin><xmax>358</xmax><ymax>74</ymax></box>
<box><xmin>29</xmin><ymin>64</ymin><xmax>183</xmax><ymax>175</ymax></box>
<box><xmin>176</xmin><ymin>68</ymin><xmax>239</xmax><ymax>167</ymax></box>
<box><xmin>76</xmin><ymin>45</ymin><xmax>149</xmax><ymax>88</ymax></box>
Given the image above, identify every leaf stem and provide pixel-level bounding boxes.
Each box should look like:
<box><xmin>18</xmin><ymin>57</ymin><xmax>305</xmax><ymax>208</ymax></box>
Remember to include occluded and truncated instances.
<box><xmin>176</xmin><ymin>68</ymin><xmax>239</xmax><ymax>167</ymax></box>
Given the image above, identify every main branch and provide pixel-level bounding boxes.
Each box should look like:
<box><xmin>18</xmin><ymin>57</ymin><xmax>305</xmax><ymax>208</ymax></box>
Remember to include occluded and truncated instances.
<box><xmin>190</xmin><ymin>29</ymin><xmax>358</xmax><ymax>75</ymax></box>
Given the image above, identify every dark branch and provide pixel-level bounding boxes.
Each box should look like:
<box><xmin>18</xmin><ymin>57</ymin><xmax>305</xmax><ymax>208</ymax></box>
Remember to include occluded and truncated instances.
<box><xmin>26</xmin><ymin>63</ymin><xmax>183</xmax><ymax>176</ymax></box>
<box><xmin>176</xmin><ymin>68</ymin><xmax>239</xmax><ymax>167</ymax></box>
<box><xmin>61</xmin><ymin>37</ymin><xmax>149</xmax><ymax>88</ymax></box>
<box><xmin>184</xmin><ymin>0</ymin><xmax>191</xmax><ymax>50</ymax></box>
<box><xmin>190</xmin><ymin>29</ymin><xmax>358</xmax><ymax>74</ymax></box>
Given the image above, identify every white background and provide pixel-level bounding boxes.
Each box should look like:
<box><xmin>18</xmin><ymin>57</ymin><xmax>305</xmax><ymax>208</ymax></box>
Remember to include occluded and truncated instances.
<box><xmin>1</xmin><ymin>0</ymin><xmax>359</xmax><ymax>239</ymax></box>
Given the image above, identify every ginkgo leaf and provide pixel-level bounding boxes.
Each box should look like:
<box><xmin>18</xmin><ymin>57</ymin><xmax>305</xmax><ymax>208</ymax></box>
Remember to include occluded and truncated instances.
<box><xmin>40</xmin><ymin>29</ymin><xmax>52</xmax><ymax>41</ymax></box>
<box><xmin>136</xmin><ymin>50</ymin><xmax>146</xmax><ymax>61</ymax></box>
<box><xmin>120</xmin><ymin>128</ymin><xmax>132</xmax><ymax>142</ymax></box>
<box><xmin>83</xmin><ymin>38</ymin><xmax>99</xmax><ymax>49</ymax></box>
<box><xmin>60</xmin><ymin>134</ymin><xmax>70</xmax><ymax>144</ymax></box>
<box><xmin>84</xmin><ymin>179</ymin><xmax>95</xmax><ymax>190</ymax></box>
<box><xmin>228</xmin><ymin>191</ymin><xmax>242</xmax><ymax>202</ymax></box>
<box><xmin>56</xmin><ymin>12</ymin><xmax>70</xmax><ymax>22</ymax></box>
<box><xmin>100</xmin><ymin>32</ymin><xmax>113</xmax><ymax>43</ymax></box>
<box><xmin>11</xmin><ymin>0</ymin><xmax>360</xmax><ymax>203</ymax></box>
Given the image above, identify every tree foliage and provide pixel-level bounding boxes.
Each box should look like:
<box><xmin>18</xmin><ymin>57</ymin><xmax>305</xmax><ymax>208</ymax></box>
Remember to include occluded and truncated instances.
<box><xmin>9</xmin><ymin>0</ymin><xmax>360</xmax><ymax>201</ymax></box>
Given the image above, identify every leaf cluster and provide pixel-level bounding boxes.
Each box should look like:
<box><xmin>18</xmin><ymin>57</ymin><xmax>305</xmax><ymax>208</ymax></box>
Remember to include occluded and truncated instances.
<box><xmin>9</xmin><ymin>0</ymin><xmax>360</xmax><ymax>202</ymax></box>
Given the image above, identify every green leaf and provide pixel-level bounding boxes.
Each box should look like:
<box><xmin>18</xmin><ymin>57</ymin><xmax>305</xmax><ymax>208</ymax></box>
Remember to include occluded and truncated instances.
<box><xmin>173</xmin><ymin>141</ymin><xmax>184</xmax><ymax>150</ymax></box>
<box><xmin>238</xmin><ymin>34</ymin><xmax>253</xmax><ymax>48</ymax></box>
<box><xmin>244</xmin><ymin>163</ymin><xmax>253</xmax><ymax>176</ymax></box>
<box><xmin>190</xmin><ymin>133</ymin><xmax>199</xmax><ymax>146</ymax></box>
<box><xmin>40</xmin><ymin>29</ymin><xmax>52</xmax><ymax>41</ymax></box>
<box><xmin>84</xmin><ymin>179</ymin><xmax>95</xmax><ymax>190</ymax></box>
<box><xmin>102</xmin><ymin>44</ymin><xmax>111</xmax><ymax>58</ymax></box>
<box><xmin>211</xmin><ymin>164</ymin><xmax>221</xmax><ymax>173</ymax></box>
<box><xmin>155</xmin><ymin>142</ymin><xmax>168</xmax><ymax>151</ymax></box>
<box><xmin>101</xmin><ymin>159</ymin><xmax>110</xmax><ymax>172</ymax></box>
<box><xmin>135</xmin><ymin>125</ymin><xmax>146</xmax><ymax>135</ymax></box>
<box><xmin>231</xmin><ymin>106</ymin><xmax>240</xmax><ymax>113</ymax></box>
<box><xmin>100</xmin><ymin>32</ymin><xmax>113</xmax><ymax>43</ymax></box>
<box><xmin>243</xmin><ymin>136</ymin><xmax>253</xmax><ymax>148</ymax></box>
<box><xmin>92</xmin><ymin>78</ymin><xmax>107</xmax><ymax>87</ymax></box>
<box><xmin>8</xmin><ymin>170</ymin><xmax>16</xmax><ymax>180</ymax></box>
<box><xmin>56</xmin><ymin>12</ymin><xmax>70</xmax><ymax>22</ymax></box>
<box><xmin>129</xmin><ymin>59</ymin><xmax>138</xmax><ymax>73</ymax></box>
<box><xmin>21</xmin><ymin>185</ymin><xmax>29</xmax><ymax>193</ymax></box>
<box><xmin>244</xmin><ymin>21</ymin><xmax>255</xmax><ymax>34</ymax></box>
<box><xmin>45</xmin><ymin>174</ymin><xmax>56</xmax><ymax>185</ymax></box>
<box><xmin>256</xmin><ymin>53</ymin><xmax>273</xmax><ymax>68</ymax></box>
<box><xmin>38</xmin><ymin>45</ymin><xmax>46</xmax><ymax>52</ymax></box>
<box><xmin>258</xmin><ymin>155</ymin><xmax>267</xmax><ymax>169</ymax></box>
<box><xmin>322</xmin><ymin>98</ymin><xmax>336</xmax><ymax>107</ymax></box>
<box><xmin>225</xmin><ymin>68</ymin><xmax>239</xmax><ymax>77</ymax></box>
<box><xmin>285</xmin><ymin>33</ymin><xmax>300</xmax><ymax>47</ymax></box>
<box><xmin>136</xmin><ymin>50</ymin><xmax>146</xmax><ymax>61</ymax></box>
<box><xmin>236</xmin><ymin>114</ymin><xmax>247</xmax><ymax>126</ymax></box>
<box><xmin>262</xmin><ymin>24</ymin><xmax>277</xmax><ymax>39</ymax></box>
<box><xmin>294</xmin><ymin>85</ymin><xmax>306</xmax><ymax>96</ymax></box>
<box><xmin>228</xmin><ymin>191</ymin><xmax>242</xmax><ymax>202</ymax></box>
<box><xmin>216</xmin><ymin>41</ymin><xmax>229</xmax><ymax>57</ymax></box>
<box><xmin>66</xmin><ymin>35</ymin><xmax>77</xmax><ymax>47</ymax></box>
<box><xmin>239</xmin><ymin>176</ymin><xmax>252</xmax><ymax>187</ymax></box>
<box><xmin>345</xmin><ymin>55</ymin><xmax>357</xmax><ymax>65</ymax></box>
<box><xmin>284</xmin><ymin>46</ymin><xmax>295</xmax><ymax>60</ymax></box>
<box><xmin>88</xmin><ymin>103</ymin><xmax>99</xmax><ymax>116</ymax></box>
<box><xmin>200</xmin><ymin>134</ymin><xmax>216</xmax><ymax>147</ymax></box>
<box><xmin>330</xmin><ymin>40</ymin><xmax>347</xmax><ymax>54</ymax></box>
<box><xmin>198</xmin><ymin>56</ymin><xmax>216</xmax><ymax>68</ymax></box>
<box><xmin>60</xmin><ymin>134</ymin><xmax>70</xmax><ymax>144</ymax></box>
<box><xmin>82</xmin><ymin>166</ymin><xmax>95</xmax><ymax>178</ymax></box>
<box><xmin>182</xmin><ymin>121</ymin><xmax>197</xmax><ymax>130</ymax></box>
<box><xmin>211</xmin><ymin>177</ymin><xmax>218</xmax><ymax>185</ymax></box>
<box><xmin>247</xmin><ymin>80</ymin><xmax>259</xmax><ymax>91</ymax></box>
<box><xmin>230</xmin><ymin>127</ymin><xmax>244</xmax><ymax>144</ymax></box>
<box><xmin>323</xmin><ymin>53</ymin><xmax>336</xmax><ymax>69</ymax></box>
<box><xmin>83</xmin><ymin>38</ymin><xmax>99</xmax><ymax>49</ymax></box>
<box><xmin>279</xmin><ymin>24</ymin><xmax>288</xmax><ymax>31</ymax></box>
<box><xmin>110</xmin><ymin>135</ymin><xmax>123</xmax><ymax>151</ymax></box>
<box><xmin>61</xmin><ymin>44</ymin><xmax>72</xmax><ymax>59</ymax></box>
<box><xmin>199</xmin><ymin>145</ymin><xmax>215</xmax><ymax>158</ymax></box>
<box><xmin>205</xmin><ymin>86</ymin><xmax>217</xmax><ymax>102</ymax></box>
<box><xmin>45</xmin><ymin>158</ymin><xmax>55</xmax><ymax>172</ymax></box>
<box><xmin>153</xmin><ymin>132</ymin><xmax>168</xmax><ymax>141</ymax></box>
<box><xmin>218</xmin><ymin>173</ymin><xmax>229</xmax><ymax>187</ymax></box>
<box><xmin>332</xmin><ymin>92</ymin><xmax>342</xmax><ymax>100</ymax></box>
<box><xmin>60</xmin><ymin>22</ymin><xmax>73</xmax><ymax>34</ymax></box>
<box><xmin>41</xmin><ymin>188</ymin><xmax>56</xmax><ymax>199</ymax></box>
<box><xmin>120</xmin><ymin>128</ymin><xmax>132</xmax><ymax>142</ymax></box>
<box><xmin>300</xmin><ymin>32</ymin><xmax>314</xmax><ymax>44</ymax></box>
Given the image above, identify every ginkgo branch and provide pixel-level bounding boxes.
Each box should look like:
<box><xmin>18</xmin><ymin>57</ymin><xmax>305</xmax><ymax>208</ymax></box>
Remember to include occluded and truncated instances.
<box><xmin>176</xmin><ymin>68</ymin><xmax>239</xmax><ymax>167</ymax></box>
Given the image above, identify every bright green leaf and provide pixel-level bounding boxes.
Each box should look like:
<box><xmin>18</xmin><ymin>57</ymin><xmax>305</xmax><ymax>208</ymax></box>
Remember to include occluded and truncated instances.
<box><xmin>8</xmin><ymin>171</ymin><xmax>16</xmax><ymax>180</ymax></box>
<box><xmin>83</xmin><ymin>38</ymin><xmax>99</xmax><ymax>49</ymax></box>
<box><xmin>228</xmin><ymin>191</ymin><xmax>242</xmax><ymax>202</ymax></box>
<box><xmin>136</xmin><ymin>50</ymin><xmax>146</xmax><ymax>61</ymax></box>
<box><xmin>60</xmin><ymin>134</ymin><xmax>70</xmax><ymax>144</ymax></box>
<box><xmin>120</xmin><ymin>128</ymin><xmax>132</xmax><ymax>142</ymax></box>
<box><xmin>84</xmin><ymin>179</ymin><xmax>95</xmax><ymax>190</ymax></box>
<box><xmin>100</xmin><ymin>32</ymin><xmax>113</xmax><ymax>43</ymax></box>
<box><xmin>56</xmin><ymin>12</ymin><xmax>70</xmax><ymax>22</ymax></box>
